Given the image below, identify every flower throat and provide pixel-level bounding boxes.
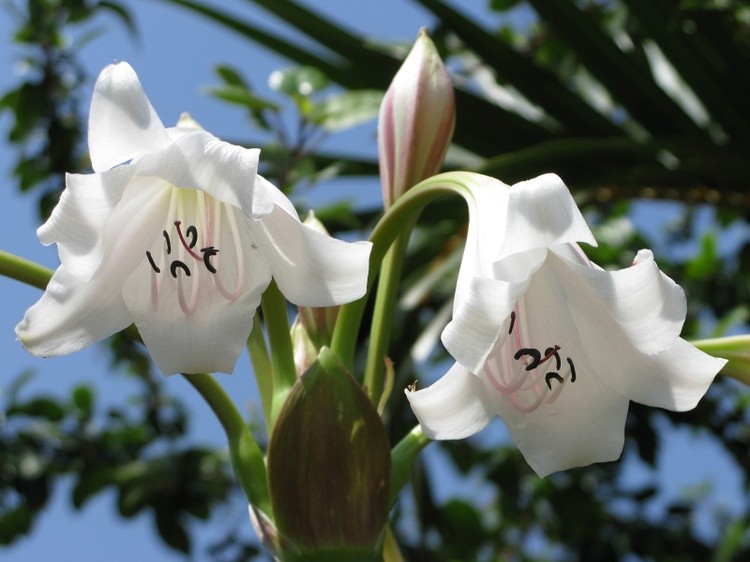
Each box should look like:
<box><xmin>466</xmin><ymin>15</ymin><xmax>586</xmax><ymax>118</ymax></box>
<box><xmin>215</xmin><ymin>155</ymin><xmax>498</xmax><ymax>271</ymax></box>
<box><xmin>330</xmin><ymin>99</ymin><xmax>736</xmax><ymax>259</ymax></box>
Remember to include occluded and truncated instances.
<box><xmin>484</xmin><ymin>306</ymin><xmax>578</xmax><ymax>413</ymax></box>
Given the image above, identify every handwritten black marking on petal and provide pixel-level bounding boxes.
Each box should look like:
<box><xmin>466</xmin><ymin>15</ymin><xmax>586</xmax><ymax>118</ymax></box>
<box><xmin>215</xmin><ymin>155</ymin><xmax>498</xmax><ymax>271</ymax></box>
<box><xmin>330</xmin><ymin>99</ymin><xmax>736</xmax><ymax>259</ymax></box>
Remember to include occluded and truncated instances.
<box><xmin>567</xmin><ymin>357</ymin><xmax>577</xmax><ymax>383</ymax></box>
<box><xmin>146</xmin><ymin>251</ymin><xmax>160</xmax><ymax>273</ymax></box>
<box><xmin>545</xmin><ymin>372</ymin><xmax>564</xmax><ymax>390</ymax></box>
<box><xmin>163</xmin><ymin>231</ymin><xmax>172</xmax><ymax>254</ymax></box>
<box><xmin>544</xmin><ymin>346</ymin><xmax>562</xmax><ymax>370</ymax></box>
<box><xmin>508</xmin><ymin>311</ymin><xmax>516</xmax><ymax>334</ymax></box>
<box><xmin>200</xmin><ymin>246</ymin><xmax>220</xmax><ymax>274</ymax></box>
<box><xmin>170</xmin><ymin>260</ymin><xmax>191</xmax><ymax>278</ymax></box>
<box><xmin>514</xmin><ymin>348</ymin><xmax>541</xmax><ymax>370</ymax></box>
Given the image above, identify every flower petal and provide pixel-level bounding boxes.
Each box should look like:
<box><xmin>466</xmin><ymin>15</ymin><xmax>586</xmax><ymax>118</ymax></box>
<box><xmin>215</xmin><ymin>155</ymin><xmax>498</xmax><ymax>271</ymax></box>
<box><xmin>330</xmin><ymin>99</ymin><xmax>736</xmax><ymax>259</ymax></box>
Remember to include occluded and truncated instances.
<box><xmin>405</xmin><ymin>362</ymin><xmax>495</xmax><ymax>439</ymax></box>
<box><xmin>38</xmin><ymin>166</ymin><xmax>134</xmax><ymax>281</ymax></box>
<box><xmin>249</xmin><ymin>205</ymin><xmax>372</xmax><ymax>307</ymax></box>
<box><xmin>135</xmin><ymin>130</ymin><xmax>269</xmax><ymax>218</ymax></box>
<box><xmin>88</xmin><ymin>62</ymin><xmax>171</xmax><ymax>172</ymax></box>
<box><xmin>453</xmin><ymin>173</ymin><xmax>510</xmax><ymax>286</ymax></box>
<box><xmin>122</xmin><ymin>202</ymin><xmax>272</xmax><ymax>375</ymax></box>
<box><xmin>498</xmin><ymin>174</ymin><xmax>597</xmax><ymax>260</ymax></box>
<box><xmin>494</xmin><ymin>362</ymin><xmax>630</xmax><ymax>478</ymax></box>
<box><xmin>16</xmin><ymin>176</ymin><xmax>172</xmax><ymax>356</ymax></box>
<box><xmin>545</xmin><ymin>253</ymin><xmax>724</xmax><ymax>410</ymax></box>
<box><xmin>560</xmin><ymin>248</ymin><xmax>687</xmax><ymax>354</ymax></box>
<box><xmin>442</xmin><ymin>275</ymin><xmax>529</xmax><ymax>375</ymax></box>
<box><xmin>15</xmin><ymin>266</ymin><xmax>132</xmax><ymax>357</ymax></box>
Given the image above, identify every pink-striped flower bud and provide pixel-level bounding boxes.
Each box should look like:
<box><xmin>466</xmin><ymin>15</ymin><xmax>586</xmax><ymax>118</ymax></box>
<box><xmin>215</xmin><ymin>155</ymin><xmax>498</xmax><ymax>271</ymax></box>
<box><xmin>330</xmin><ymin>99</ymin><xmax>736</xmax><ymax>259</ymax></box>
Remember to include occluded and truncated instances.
<box><xmin>378</xmin><ymin>28</ymin><xmax>456</xmax><ymax>208</ymax></box>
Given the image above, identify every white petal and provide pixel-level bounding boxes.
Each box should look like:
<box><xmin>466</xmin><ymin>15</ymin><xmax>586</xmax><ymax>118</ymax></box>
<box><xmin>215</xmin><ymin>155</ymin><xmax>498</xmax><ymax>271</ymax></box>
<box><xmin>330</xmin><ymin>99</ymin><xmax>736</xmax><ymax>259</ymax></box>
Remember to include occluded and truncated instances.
<box><xmin>88</xmin><ymin>62</ymin><xmax>171</xmax><ymax>172</ymax></box>
<box><xmin>135</xmin><ymin>131</ymin><xmax>268</xmax><ymax>218</ymax></box>
<box><xmin>38</xmin><ymin>167</ymin><xmax>134</xmax><ymax>281</ymax></box>
<box><xmin>494</xmin><ymin>362</ymin><xmax>630</xmax><ymax>478</ymax></box>
<box><xmin>16</xmin><ymin>176</ymin><xmax>172</xmax><ymax>356</ymax></box>
<box><xmin>405</xmin><ymin>362</ymin><xmax>495</xmax><ymax>439</ymax></box>
<box><xmin>15</xmin><ymin>266</ymin><xmax>132</xmax><ymax>356</ymax></box>
<box><xmin>249</xmin><ymin>205</ymin><xmax>372</xmax><ymax>307</ymax></box>
<box><xmin>498</xmin><ymin>174</ymin><xmax>597</xmax><ymax>260</ymax></box>
<box><xmin>453</xmin><ymin>173</ymin><xmax>510</xmax><ymax>287</ymax></box>
<box><xmin>544</xmin><ymin>253</ymin><xmax>724</xmax><ymax>410</ymax></box>
<box><xmin>442</xmin><ymin>276</ymin><xmax>527</xmax><ymax>375</ymax></box>
<box><xmin>560</xmin><ymin>248</ymin><xmax>686</xmax><ymax>354</ymax></box>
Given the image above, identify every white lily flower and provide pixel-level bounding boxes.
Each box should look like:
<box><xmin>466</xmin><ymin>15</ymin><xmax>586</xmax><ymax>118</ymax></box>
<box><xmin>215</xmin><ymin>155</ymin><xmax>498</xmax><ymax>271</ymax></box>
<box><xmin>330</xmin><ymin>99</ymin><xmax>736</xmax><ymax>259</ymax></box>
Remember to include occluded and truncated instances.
<box><xmin>16</xmin><ymin>62</ymin><xmax>371</xmax><ymax>375</ymax></box>
<box><xmin>406</xmin><ymin>172</ymin><xmax>726</xmax><ymax>477</ymax></box>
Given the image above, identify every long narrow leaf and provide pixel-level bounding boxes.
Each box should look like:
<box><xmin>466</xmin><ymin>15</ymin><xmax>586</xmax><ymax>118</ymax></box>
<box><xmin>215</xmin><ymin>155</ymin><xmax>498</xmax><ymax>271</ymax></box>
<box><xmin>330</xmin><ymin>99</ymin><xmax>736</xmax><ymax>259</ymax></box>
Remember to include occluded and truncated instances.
<box><xmin>623</xmin><ymin>0</ymin><xmax>750</xmax><ymax>148</ymax></box>
<box><xmin>527</xmin><ymin>0</ymin><xmax>705</xmax><ymax>139</ymax></box>
<box><xmin>414</xmin><ymin>0</ymin><xmax>623</xmax><ymax>138</ymax></box>
<box><xmin>158</xmin><ymin>0</ymin><xmax>346</xmax><ymax>80</ymax></box>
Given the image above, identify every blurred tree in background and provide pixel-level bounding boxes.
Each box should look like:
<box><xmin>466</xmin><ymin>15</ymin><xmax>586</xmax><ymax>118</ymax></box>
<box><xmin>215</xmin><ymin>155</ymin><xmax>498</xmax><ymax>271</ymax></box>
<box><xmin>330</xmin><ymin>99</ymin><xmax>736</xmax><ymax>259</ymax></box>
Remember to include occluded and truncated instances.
<box><xmin>2</xmin><ymin>0</ymin><xmax>750</xmax><ymax>560</ymax></box>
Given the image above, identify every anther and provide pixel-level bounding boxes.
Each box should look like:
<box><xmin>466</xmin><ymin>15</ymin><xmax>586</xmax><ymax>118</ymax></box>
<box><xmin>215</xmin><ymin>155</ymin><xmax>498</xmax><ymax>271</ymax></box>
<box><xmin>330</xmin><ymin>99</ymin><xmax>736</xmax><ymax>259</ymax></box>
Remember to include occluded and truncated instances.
<box><xmin>545</xmin><ymin>372</ymin><xmax>563</xmax><ymax>390</ymax></box>
<box><xmin>146</xmin><ymin>251</ymin><xmax>160</xmax><ymax>273</ymax></box>
<box><xmin>508</xmin><ymin>311</ymin><xmax>516</xmax><ymax>334</ymax></box>
<box><xmin>543</xmin><ymin>346</ymin><xmax>562</xmax><ymax>370</ymax></box>
<box><xmin>174</xmin><ymin>221</ymin><xmax>202</xmax><ymax>260</ymax></box>
<box><xmin>514</xmin><ymin>348</ymin><xmax>541</xmax><ymax>371</ymax></box>
<box><xmin>170</xmin><ymin>260</ymin><xmax>191</xmax><ymax>278</ymax></box>
<box><xmin>163</xmin><ymin>231</ymin><xmax>171</xmax><ymax>254</ymax></box>
<box><xmin>567</xmin><ymin>357</ymin><xmax>577</xmax><ymax>383</ymax></box>
<box><xmin>201</xmin><ymin>246</ymin><xmax>219</xmax><ymax>274</ymax></box>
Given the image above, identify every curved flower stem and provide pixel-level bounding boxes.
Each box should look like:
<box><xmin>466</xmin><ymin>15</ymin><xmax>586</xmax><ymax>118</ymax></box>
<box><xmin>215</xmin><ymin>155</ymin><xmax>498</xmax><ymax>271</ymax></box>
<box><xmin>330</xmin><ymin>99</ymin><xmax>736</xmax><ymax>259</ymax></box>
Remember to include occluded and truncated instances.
<box><xmin>247</xmin><ymin>316</ymin><xmax>274</xmax><ymax>432</ymax></box>
<box><xmin>390</xmin><ymin>425</ymin><xmax>431</xmax><ymax>505</ymax></box>
<box><xmin>182</xmin><ymin>372</ymin><xmax>272</xmax><ymax>516</ymax></box>
<box><xmin>363</xmin><ymin>226</ymin><xmax>415</xmax><ymax>406</ymax></box>
<box><xmin>0</xmin><ymin>250</ymin><xmax>53</xmax><ymax>290</ymax></box>
<box><xmin>261</xmin><ymin>280</ymin><xmax>297</xmax><ymax>426</ymax></box>
<box><xmin>331</xmin><ymin>174</ymin><xmax>474</xmax><ymax>370</ymax></box>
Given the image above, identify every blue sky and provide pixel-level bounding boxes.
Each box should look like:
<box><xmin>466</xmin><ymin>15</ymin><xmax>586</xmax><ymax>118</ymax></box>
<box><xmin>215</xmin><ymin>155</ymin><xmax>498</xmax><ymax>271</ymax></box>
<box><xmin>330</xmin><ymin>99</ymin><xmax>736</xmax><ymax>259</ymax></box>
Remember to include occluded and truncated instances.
<box><xmin>0</xmin><ymin>1</ymin><xmax>746</xmax><ymax>560</ymax></box>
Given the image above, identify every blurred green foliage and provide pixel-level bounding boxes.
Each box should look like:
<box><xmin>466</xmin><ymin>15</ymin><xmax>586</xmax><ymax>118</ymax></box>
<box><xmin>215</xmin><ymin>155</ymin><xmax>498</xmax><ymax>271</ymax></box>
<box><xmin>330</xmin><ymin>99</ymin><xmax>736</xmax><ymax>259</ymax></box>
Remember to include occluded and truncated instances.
<box><xmin>3</xmin><ymin>0</ymin><xmax>750</xmax><ymax>561</ymax></box>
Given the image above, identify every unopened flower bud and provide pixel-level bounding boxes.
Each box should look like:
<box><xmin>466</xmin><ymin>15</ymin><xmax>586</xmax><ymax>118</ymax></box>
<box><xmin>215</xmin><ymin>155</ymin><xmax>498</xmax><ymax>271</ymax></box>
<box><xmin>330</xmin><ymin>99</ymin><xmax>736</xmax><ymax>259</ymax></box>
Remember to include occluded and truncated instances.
<box><xmin>267</xmin><ymin>348</ymin><xmax>390</xmax><ymax>560</ymax></box>
<box><xmin>378</xmin><ymin>28</ymin><xmax>455</xmax><ymax>207</ymax></box>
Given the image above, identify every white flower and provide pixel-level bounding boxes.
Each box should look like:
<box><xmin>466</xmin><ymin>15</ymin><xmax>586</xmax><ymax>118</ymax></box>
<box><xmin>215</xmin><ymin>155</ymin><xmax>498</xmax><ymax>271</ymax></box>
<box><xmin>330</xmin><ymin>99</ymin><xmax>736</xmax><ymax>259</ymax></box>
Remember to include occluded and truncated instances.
<box><xmin>16</xmin><ymin>62</ymin><xmax>371</xmax><ymax>375</ymax></box>
<box><xmin>406</xmin><ymin>172</ymin><xmax>725</xmax><ymax>477</ymax></box>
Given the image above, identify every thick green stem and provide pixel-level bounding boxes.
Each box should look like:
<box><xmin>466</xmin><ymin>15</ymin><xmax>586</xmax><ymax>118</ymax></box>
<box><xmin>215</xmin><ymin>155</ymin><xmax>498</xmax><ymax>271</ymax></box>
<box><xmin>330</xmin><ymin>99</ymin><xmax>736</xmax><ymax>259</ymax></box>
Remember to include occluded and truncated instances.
<box><xmin>182</xmin><ymin>372</ymin><xmax>272</xmax><ymax>515</ymax></box>
<box><xmin>247</xmin><ymin>316</ymin><xmax>274</xmax><ymax>432</ymax></box>
<box><xmin>330</xmin><ymin>174</ymin><xmax>475</xmax><ymax>370</ymax></box>
<box><xmin>261</xmin><ymin>280</ymin><xmax>297</xmax><ymax>425</ymax></box>
<box><xmin>0</xmin><ymin>250</ymin><xmax>52</xmax><ymax>289</ymax></box>
<box><xmin>363</xmin><ymin>229</ymin><xmax>412</xmax><ymax>405</ymax></box>
<box><xmin>389</xmin><ymin>425</ymin><xmax>431</xmax><ymax>505</ymax></box>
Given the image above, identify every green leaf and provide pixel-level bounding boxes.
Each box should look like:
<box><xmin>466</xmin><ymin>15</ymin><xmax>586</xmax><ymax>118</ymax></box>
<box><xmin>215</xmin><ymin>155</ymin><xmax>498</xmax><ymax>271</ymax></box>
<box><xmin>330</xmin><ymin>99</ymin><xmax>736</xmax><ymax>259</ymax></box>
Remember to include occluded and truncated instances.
<box><xmin>309</xmin><ymin>90</ymin><xmax>383</xmax><ymax>131</ymax></box>
<box><xmin>215</xmin><ymin>64</ymin><xmax>248</xmax><ymax>87</ymax></box>
<box><xmin>685</xmin><ymin>232</ymin><xmax>718</xmax><ymax>280</ymax></box>
<box><xmin>269</xmin><ymin>66</ymin><xmax>329</xmax><ymax>97</ymax></box>
<box><xmin>71</xmin><ymin>385</ymin><xmax>94</xmax><ymax>418</ymax></box>
<box><xmin>0</xmin><ymin>506</ymin><xmax>33</xmax><ymax>545</ymax></box>
<box><xmin>8</xmin><ymin>397</ymin><xmax>66</xmax><ymax>421</ymax></box>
